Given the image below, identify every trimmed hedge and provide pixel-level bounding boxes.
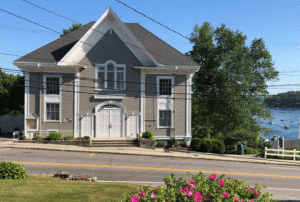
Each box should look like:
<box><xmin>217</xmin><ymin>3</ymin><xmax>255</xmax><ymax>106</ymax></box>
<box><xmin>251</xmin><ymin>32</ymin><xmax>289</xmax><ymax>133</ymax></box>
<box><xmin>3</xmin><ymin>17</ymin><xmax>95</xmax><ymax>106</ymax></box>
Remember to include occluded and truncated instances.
<box><xmin>191</xmin><ymin>138</ymin><xmax>225</xmax><ymax>154</ymax></box>
<box><xmin>47</xmin><ymin>132</ymin><xmax>62</xmax><ymax>140</ymax></box>
<box><xmin>244</xmin><ymin>147</ymin><xmax>258</xmax><ymax>154</ymax></box>
<box><xmin>156</xmin><ymin>140</ymin><xmax>165</xmax><ymax>147</ymax></box>
<box><xmin>167</xmin><ymin>138</ymin><xmax>178</xmax><ymax>147</ymax></box>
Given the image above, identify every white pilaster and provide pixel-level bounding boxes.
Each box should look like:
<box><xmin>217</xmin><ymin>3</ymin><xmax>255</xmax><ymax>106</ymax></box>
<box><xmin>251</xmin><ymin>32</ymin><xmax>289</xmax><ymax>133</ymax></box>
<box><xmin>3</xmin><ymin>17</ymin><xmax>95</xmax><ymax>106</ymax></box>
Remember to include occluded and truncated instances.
<box><xmin>74</xmin><ymin>72</ymin><xmax>80</xmax><ymax>137</ymax></box>
<box><xmin>186</xmin><ymin>74</ymin><xmax>193</xmax><ymax>145</ymax></box>
<box><xmin>24</xmin><ymin>72</ymin><xmax>30</xmax><ymax>138</ymax></box>
<box><xmin>140</xmin><ymin>70</ymin><xmax>145</xmax><ymax>133</ymax></box>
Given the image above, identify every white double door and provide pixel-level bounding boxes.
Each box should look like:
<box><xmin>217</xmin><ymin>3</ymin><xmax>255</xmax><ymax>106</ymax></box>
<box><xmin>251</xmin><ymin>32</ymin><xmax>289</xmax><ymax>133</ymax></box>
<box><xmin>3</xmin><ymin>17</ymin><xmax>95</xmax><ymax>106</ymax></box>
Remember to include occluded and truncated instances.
<box><xmin>97</xmin><ymin>108</ymin><xmax>122</xmax><ymax>137</ymax></box>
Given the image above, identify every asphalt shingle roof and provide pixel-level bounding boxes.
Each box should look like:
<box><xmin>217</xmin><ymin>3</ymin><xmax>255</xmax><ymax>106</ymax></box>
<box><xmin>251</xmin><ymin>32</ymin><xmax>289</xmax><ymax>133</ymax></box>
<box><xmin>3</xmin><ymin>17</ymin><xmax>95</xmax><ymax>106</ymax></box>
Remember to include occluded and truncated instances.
<box><xmin>14</xmin><ymin>21</ymin><xmax>199</xmax><ymax>67</ymax></box>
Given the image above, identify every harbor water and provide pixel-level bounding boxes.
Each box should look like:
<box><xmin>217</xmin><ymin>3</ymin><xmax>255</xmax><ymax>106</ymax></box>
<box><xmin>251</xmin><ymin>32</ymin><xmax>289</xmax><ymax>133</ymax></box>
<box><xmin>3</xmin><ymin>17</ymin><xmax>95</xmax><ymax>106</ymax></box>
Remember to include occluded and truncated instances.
<box><xmin>256</xmin><ymin>108</ymin><xmax>300</xmax><ymax>140</ymax></box>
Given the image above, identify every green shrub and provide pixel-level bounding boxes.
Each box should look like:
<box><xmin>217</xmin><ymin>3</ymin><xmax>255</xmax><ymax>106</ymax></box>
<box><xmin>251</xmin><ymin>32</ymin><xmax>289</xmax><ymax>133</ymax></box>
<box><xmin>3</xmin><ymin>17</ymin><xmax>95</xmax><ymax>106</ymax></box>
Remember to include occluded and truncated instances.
<box><xmin>191</xmin><ymin>138</ymin><xmax>201</xmax><ymax>151</ymax></box>
<box><xmin>224</xmin><ymin>129</ymin><xmax>257</xmax><ymax>148</ymax></box>
<box><xmin>139</xmin><ymin>137</ymin><xmax>145</xmax><ymax>140</ymax></box>
<box><xmin>19</xmin><ymin>135</ymin><xmax>26</xmax><ymax>140</ymax></box>
<box><xmin>167</xmin><ymin>138</ymin><xmax>178</xmax><ymax>147</ymax></box>
<box><xmin>211</xmin><ymin>139</ymin><xmax>225</xmax><ymax>154</ymax></box>
<box><xmin>199</xmin><ymin>138</ymin><xmax>213</xmax><ymax>152</ymax></box>
<box><xmin>64</xmin><ymin>134</ymin><xmax>74</xmax><ymax>140</ymax></box>
<box><xmin>244</xmin><ymin>147</ymin><xmax>258</xmax><ymax>154</ymax></box>
<box><xmin>121</xmin><ymin>171</ymin><xmax>279</xmax><ymax>202</ymax></box>
<box><xmin>32</xmin><ymin>135</ymin><xmax>43</xmax><ymax>140</ymax></box>
<box><xmin>156</xmin><ymin>140</ymin><xmax>165</xmax><ymax>147</ymax></box>
<box><xmin>149</xmin><ymin>136</ymin><xmax>155</xmax><ymax>140</ymax></box>
<box><xmin>142</xmin><ymin>131</ymin><xmax>153</xmax><ymax>139</ymax></box>
<box><xmin>179</xmin><ymin>140</ymin><xmax>187</xmax><ymax>147</ymax></box>
<box><xmin>83</xmin><ymin>136</ymin><xmax>90</xmax><ymax>140</ymax></box>
<box><xmin>0</xmin><ymin>160</ymin><xmax>29</xmax><ymax>179</ymax></box>
<box><xmin>191</xmin><ymin>138</ymin><xmax>225</xmax><ymax>154</ymax></box>
<box><xmin>47</xmin><ymin>132</ymin><xmax>62</xmax><ymax>140</ymax></box>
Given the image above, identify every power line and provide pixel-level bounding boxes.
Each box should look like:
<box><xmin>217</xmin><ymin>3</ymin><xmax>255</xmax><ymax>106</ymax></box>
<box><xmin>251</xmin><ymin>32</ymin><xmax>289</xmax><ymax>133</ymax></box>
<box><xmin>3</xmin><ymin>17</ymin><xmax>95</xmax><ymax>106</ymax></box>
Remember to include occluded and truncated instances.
<box><xmin>114</xmin><ymin>0</ymin><xmax>190</xmax><ymax>40</ymax></box>
<box><xmin>6</xmin><ymin>3</ymin><xmax>190</xmax><ymax>66</ymax></box>
<box><xmin>1</xmin><ymin>65</ymin><xmax>296</xmax><ymax>93</ymax></box>
<box><xmin>4</xmin><ymin>75</ymin><xmax>300</xmax><ymax>102</ymax></box>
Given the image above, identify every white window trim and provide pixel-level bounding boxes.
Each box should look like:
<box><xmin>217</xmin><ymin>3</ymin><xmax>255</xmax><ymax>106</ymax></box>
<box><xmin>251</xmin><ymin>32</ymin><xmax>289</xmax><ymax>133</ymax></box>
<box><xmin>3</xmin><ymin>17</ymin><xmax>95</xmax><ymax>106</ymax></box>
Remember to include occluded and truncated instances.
<box><xmin>43</xmin><ymin>75</ymin><xmax>62</xmax><ymax>123</ymax></box>
<box><xmin>156</xmin><ymin>76</ymin><xmax>174</xmax><ymax>129</ymax></box>
<box><xmin>95</xmin><ymin>60</ymin><xmax>126</xmax><ymax>91</ymax></box>
<box><xmin>45</xmin><ymin>103</ymin><xmax>61</xmax><ymax>122</ymax></box>
<box><xmin>158</xmin><ymin>110</ymin><xmax>173</xmax><ymax>128</ymax></box>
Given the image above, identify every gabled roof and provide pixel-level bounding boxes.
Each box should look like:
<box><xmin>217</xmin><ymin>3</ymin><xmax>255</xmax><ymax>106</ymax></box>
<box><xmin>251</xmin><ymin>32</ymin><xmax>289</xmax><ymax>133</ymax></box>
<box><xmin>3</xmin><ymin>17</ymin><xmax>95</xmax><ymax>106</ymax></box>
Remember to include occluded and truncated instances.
<box><xmin>14</xmin><ymin>15</ymin><xmax>199</xmax><ymax>67</ymax></box>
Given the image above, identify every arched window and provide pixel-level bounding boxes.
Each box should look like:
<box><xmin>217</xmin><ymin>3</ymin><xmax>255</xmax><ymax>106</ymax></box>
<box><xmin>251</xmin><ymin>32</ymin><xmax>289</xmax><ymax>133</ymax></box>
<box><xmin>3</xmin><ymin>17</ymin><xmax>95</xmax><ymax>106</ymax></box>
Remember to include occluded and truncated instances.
<box><xmin>96</xmin><ymin>61</ymin><xmax>125</xmax><ymax>90</ymax></box>
<box><xmin>101</xmin><ymin>104</ymin><xmax>120</xmax><ymax>109</ymax></box>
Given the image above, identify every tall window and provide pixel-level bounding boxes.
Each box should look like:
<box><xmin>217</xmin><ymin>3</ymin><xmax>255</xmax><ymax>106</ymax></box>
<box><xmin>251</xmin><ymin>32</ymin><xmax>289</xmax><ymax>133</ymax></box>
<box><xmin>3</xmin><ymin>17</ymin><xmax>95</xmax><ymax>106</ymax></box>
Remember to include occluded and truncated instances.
<box><xmin>97</xmin><ymin>62</ymin><xmax>124</xmax><ymax>90</ymax></box>
<box><xmin>46</xmin><ymin>103</ymin><xmax>59</xmax><ymax>121</ymax></box>
<box><xmin>159</xmin><ymin>110</ymin><xmax>172</xmax><ymax>127</ymax></box>
<box><xmin>46</xmin><ymin>77</ymin><xmax>60</xmax><ymax>95</ymax></box>
<box><xmin>159</xmin><ymin>79</ymin><xmax>172</xmax><ymax>95</ymax></box>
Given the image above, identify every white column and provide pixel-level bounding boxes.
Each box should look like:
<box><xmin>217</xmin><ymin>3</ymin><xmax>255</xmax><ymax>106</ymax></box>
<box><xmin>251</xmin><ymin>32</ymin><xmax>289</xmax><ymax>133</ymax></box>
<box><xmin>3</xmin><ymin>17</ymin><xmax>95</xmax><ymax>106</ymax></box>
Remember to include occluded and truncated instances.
<box><xmin>186</xmin><ymin>74</ymin><xmax>193</xmax><ymax>143</ymax></box>
<box><xmin>74</xmin><ymin>72</ymin><xmax>80</xmax><ymax>138</ymax></box>
<box><xmin>24</xmin><ymin>72</ymin><xmax>30</xmax><ymax>138</ymax></box>
<box><xmin>140</xmin><ymin>70</ymin><xmax>145</xmax><ymax>133</ymax></box>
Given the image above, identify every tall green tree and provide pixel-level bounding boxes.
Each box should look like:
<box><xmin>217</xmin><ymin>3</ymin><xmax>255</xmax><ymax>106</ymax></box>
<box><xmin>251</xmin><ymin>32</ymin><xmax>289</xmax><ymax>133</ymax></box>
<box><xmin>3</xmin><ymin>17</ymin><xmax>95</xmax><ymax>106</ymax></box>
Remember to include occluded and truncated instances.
<box><xmin>0</xmin><ymin>71</ymin><xmax>24</xmax><ymax>115</ymax></box>
<box><xmin>188</xmin><ymin>22</ymin><xmax>279</xmax><ymax>138</ymax></box>
<box><xmin>60</xmin><ymin>23</ymin><xmax>82</xmax><ymax>37</ymax></box>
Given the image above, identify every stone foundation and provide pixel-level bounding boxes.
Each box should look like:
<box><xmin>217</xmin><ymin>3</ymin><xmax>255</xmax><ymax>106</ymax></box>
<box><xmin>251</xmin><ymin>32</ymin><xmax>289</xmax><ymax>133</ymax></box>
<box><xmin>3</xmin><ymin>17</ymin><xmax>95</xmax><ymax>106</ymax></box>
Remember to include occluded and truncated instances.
<box><xmin>14</xmin><ymin>140</ymin><xmax>90</xmax><ymax>147</ymax></box>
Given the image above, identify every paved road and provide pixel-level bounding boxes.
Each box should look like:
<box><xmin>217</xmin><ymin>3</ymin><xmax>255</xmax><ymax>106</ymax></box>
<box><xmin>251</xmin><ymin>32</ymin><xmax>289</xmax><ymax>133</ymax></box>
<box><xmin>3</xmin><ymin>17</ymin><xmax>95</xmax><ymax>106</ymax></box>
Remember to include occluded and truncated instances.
<box><xmin>1</xmin><ymin>148</ymin><xmax>300</xmax><ymax>201</ymax></box>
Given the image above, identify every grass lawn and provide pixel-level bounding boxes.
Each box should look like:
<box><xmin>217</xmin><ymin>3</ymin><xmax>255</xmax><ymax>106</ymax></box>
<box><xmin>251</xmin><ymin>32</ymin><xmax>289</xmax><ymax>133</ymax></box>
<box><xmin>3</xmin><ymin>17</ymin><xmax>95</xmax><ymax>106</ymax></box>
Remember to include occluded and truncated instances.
<box><xmin>0</xmin><ymin>175</ymin><xmax>155</xmax><ymax>202</ymax></box>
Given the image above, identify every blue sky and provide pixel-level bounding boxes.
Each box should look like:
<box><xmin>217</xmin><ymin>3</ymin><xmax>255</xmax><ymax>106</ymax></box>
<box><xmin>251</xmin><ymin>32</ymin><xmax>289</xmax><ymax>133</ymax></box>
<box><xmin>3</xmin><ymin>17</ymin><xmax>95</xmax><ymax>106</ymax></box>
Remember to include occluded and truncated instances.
<box><xmin>1</xmin><ymin>0</ymin><xmax>299</xmax><ymax>95</ymax></box>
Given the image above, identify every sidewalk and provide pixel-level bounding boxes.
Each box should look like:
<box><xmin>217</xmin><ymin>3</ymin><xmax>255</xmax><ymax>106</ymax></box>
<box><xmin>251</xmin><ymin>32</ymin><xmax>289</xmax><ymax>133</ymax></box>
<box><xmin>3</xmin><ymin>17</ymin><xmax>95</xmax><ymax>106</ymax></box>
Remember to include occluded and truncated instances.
<box><xmin>0</xmin><ymin>138</ymin><xmax>300</xmax><ymax>167</ymax></box>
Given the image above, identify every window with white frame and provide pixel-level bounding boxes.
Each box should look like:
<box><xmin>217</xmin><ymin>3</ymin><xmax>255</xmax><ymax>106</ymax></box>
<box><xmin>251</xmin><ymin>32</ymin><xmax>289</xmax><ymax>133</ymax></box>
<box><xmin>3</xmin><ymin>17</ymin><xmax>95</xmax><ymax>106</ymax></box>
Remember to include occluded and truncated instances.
<box><xmin>159</xmin><ymin>79</ymin><xmax>172</xmax><ymax>95</ymax></box>
<box><xmin>97</xmin><ymin>62</ymin><xmax>125</xmax><ymax>90</ymax></box>
<box><xmin>46</xmin><ymin>103</ymin><xmax>60</xmax><ymax>121</ymax></box>
<box><xmin>159</xmin><ymin>110</ymin><xmax>172</xmax><ymax>127</ymax></box>
<box><xmin>46</xmin><ymin>77</ymin><xmax>60</xmax><ymax>95</ymax></box>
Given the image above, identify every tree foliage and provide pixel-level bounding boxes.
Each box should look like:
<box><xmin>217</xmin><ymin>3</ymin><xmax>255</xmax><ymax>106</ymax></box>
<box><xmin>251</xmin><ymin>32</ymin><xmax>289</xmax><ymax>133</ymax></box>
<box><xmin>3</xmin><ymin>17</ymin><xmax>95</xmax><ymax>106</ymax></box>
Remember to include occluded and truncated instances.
<box><xmin>188</xmin><ymin>22</ymin><xmax>279</xmax><ymax>138</ymax></box>
<box><xmin>60</xmin><ymin>23</ymin><xmax>82</xmax><ymax>37</ymax></box>
<box><xmin>0</xmin><ymin>71</ymin><xmax>24</xmax><ymax>115</ymax></box>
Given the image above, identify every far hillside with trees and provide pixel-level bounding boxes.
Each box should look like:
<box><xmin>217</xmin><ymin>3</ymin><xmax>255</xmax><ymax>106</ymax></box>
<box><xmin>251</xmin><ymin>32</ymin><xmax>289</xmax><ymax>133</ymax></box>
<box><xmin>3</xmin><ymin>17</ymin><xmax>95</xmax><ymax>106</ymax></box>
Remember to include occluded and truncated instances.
<box><xmin>264</xmin><ymin>91</ymin><xmax>300</xmax><ymax>109</ymax></box>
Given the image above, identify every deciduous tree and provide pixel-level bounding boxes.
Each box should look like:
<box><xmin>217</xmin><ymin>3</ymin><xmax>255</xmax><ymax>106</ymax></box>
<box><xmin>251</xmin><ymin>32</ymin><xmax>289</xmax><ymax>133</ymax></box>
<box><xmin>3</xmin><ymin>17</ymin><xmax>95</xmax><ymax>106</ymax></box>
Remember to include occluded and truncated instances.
<box><xmin>188</xmin><ymin>22</ymin><xmax>279</xmax><ymax>138</ymax></box>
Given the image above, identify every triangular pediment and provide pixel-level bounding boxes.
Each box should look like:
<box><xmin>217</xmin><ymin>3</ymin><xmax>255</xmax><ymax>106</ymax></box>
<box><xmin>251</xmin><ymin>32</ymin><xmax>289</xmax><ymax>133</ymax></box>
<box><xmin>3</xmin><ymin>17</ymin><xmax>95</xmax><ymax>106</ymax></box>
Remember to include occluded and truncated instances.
<box><xmin>58</xmin><ymin>8</ymin><xmax>159</xmax><ymax>67</ymax></box>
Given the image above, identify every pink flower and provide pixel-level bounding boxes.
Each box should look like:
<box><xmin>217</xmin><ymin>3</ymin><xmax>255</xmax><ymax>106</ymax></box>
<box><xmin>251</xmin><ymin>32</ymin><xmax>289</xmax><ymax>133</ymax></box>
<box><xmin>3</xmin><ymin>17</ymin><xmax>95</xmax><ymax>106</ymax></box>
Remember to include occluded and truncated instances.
<box><xmin>223</xmin><ymin>192</ymin><xmax>230</xmax><ymax>198</ymax></box>
<box><xmin>209</xmin><ymin>174</ymin><xmax>217</xmax><ymax>180</ymax></box>
<box><xmin>139</xmin><ymin>190</ymin><xmax>146</xmax><ymax>196</ymax></box>
<box><xmin>250</xmin><ymin>200</ymin><xmax>254</xmax><ymax>202</ymax></box>
<box><xmin>234</xmin><ymin>197</ymin><xmax>239</xmax><ymax>202</ymax></box>
<box><xmin>130</xmin><ymin>195</ymin><xmax>140</xmax><ymax>202</ymax></box>
<box><xmin>240</xmin><ymin>200</ymin><xmax>243</xmax><ymax>202</ymax></box>
<box><xmin>253</xmin><ymin>189</ymin><xmax>259</xmax><ymax>197</ymax></box>
<box><xmin>247</xmin><ymin>187</ymin><xmax>252</xmax><ymax>191</ymax></box>
<box><xmin>194</xmin><ymin>191</ymin><xmax>203</xmax><ymax>202</ymax></box>
<box><xmin>205</xmin><ymin>193</ymin><xmax>212</xmax><ymax>199</ymax></box>
<box><xmin>187</xmin><ymin>191</ymin><xmax>193</xmax><ymax>197</ymax></box>
<box><xmin>156</xmin><ymin>187</ymin><xmax>159</xmax><ymax>189</ymax></box>
<box><xmin>218</xmin><ymin>179</ymin><xmax>225</xmax><ymax>187</ymax></box>
<box><xmin>190</xmin><ymin>179</ymin><xmax>195</xmax><ymax>184</ymax></box>
<box><xmin>150</xmin><ymin>193</ymin><xmax>157</xmax><ymax>199</ymax></box>
<box><xmin>182</xmin><ymin>187</ymin><xmax>189</xmax><ymax>194</ymax></box>
<box><xmin>188</xmin><ymin>183</ymin><xmax>195</xmax><ymax>190</ymax></box>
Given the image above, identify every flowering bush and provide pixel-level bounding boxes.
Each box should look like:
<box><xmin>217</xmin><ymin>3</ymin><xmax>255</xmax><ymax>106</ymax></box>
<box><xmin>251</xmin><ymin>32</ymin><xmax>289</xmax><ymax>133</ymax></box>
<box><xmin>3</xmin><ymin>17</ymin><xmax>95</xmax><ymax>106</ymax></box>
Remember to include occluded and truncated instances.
<box><xmin>121</xmin><ymin>171</ymin><xmax>279</xmax><ymax>202</ymax></box>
